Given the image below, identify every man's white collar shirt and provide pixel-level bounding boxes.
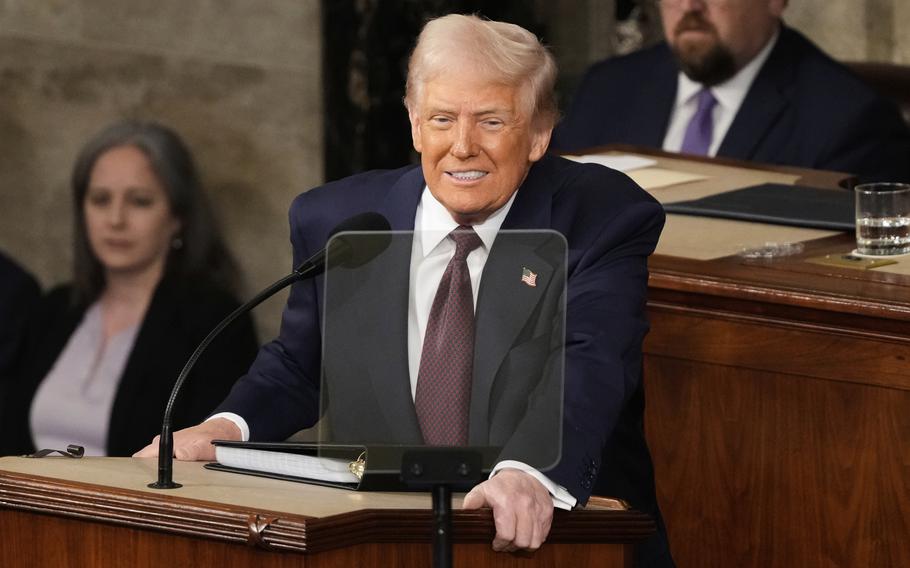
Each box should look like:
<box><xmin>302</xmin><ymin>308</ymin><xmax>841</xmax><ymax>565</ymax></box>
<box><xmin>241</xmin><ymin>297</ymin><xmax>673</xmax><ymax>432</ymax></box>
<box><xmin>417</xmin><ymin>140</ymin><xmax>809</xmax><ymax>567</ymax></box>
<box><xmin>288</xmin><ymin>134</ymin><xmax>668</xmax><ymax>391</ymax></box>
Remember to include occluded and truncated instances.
<box><xmin>662</xmin><ymin>27</ymin><xmax>780</xmax><ymax>156</ymax></box>
<box><xmin>408</xmin><ymin>185</ymin><xmax>575</xmax><ymax>510</ymax></box>
<box><xmin>213</xmin><ymin>183</ymin><xmax>576</xmax><ymax>510</ymax></box>
<box><xmin>407</xmin><ymin>185</ymin><xmax>513</xmax><ymax>397</ymax></box>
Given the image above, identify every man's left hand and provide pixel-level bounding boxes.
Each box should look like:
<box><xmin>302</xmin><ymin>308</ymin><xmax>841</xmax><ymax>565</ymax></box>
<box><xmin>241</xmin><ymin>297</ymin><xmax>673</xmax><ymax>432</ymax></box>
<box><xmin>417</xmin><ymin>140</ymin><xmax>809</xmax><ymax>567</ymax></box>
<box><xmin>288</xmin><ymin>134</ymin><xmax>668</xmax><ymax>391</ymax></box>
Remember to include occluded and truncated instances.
<box><xmin>462</xmin><ymin>468</ymin><xmax>554</xmax><ymax>552</ymax></box>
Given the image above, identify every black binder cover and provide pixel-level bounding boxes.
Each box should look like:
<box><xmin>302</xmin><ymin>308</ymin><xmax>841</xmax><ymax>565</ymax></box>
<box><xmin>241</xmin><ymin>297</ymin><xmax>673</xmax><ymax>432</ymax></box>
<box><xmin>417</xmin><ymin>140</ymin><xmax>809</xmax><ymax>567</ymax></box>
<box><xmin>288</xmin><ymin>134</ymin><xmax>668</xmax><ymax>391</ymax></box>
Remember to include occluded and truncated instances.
<box><xmin>204</xmin><ymin>440</ymin><xmax>499</xmax><ymax>492</ymax></box>
<box><xmin>663</xmin><ymin>183</ymin><xmax>854</xmax><ymax>231</ymax></box>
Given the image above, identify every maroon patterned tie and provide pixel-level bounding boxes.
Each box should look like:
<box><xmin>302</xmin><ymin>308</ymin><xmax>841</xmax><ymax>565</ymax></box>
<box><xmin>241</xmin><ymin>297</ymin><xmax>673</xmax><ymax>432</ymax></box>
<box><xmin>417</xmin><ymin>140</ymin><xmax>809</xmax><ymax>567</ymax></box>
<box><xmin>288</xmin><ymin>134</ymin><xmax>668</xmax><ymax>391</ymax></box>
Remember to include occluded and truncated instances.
<box><xmin>415</xmin><ymin>225</ymin><xmax>483</xmax><ymax>446</ymax></box>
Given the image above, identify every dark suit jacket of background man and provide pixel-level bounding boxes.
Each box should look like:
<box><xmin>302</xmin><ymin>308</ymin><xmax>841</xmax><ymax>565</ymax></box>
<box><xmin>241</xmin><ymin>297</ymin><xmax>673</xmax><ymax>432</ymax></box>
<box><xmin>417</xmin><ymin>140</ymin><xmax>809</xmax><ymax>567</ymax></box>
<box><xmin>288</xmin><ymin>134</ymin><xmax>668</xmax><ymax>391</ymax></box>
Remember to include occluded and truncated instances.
<box><xmin>213</xmin><ymin>153</ymin><xmax>674</xmax><ymax>564</ymax></box>
<box><xmin>0</xmin><ymin>251</ymin><xmax>39</xmax><ymax>436</ymax></box>
<box><xmin>0</xmin><ymin>251</ymin><xmax>39</xmax><ymax>381</ymax></box>
<box><xmin>552</xmin><ymin>25</ymin><xmax>910</xmax><ymax>182</ymax></box>
<box><xmin>0</xmin><ymin>276</ymin><xmax>259</xmax><ymax>457</ymax></box>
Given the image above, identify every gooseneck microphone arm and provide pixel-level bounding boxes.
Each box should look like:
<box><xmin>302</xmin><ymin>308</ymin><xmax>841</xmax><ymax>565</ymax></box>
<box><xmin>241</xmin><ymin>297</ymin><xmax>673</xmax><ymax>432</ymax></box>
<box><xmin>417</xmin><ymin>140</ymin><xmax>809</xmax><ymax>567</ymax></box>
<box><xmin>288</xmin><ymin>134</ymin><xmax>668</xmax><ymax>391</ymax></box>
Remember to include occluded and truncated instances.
<box><xmin>148</xmin><ymin>212</ymin><xmax>391</xmax><ymax>489</ymax></box>
<box><xmin>149</xmin><ymin>262</ymin><xmax>316</xmax><ymax>488</ymax></box>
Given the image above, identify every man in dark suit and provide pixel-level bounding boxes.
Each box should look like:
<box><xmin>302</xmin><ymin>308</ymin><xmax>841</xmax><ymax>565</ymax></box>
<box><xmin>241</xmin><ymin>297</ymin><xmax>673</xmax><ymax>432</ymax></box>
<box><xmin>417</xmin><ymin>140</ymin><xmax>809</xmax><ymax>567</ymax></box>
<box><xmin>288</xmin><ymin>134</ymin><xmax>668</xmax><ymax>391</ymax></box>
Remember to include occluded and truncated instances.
<box><xmin>0</xmin><ymin>250</ymin><xmax>39</xmax><ymax>438</ymax></box>
<box><xmin>552</xmin><ymin>0</ymin><xmax>910</xmax><ymax>182</ymax></box>
<box><xmin>0</xmin><ymin>250</ymin><xmax>39</xmax><ymax>379</ymax></box>
<box><xmin>138</xmin><ymin>14</ymin><xmax>671</xmax><ymax>566</ymax></box>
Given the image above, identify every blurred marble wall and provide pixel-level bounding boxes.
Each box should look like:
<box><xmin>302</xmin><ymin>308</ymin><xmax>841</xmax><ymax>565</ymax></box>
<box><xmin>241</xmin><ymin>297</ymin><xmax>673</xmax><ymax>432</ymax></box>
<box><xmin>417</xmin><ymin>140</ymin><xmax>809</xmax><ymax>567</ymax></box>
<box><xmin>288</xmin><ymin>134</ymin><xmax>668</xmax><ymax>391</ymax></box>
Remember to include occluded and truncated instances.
<box><xmin>786</xmin><ymin>0</ymin><xmax>910</xmax><ymax>63</ymax></box>
<box><xmin>0</xmin><ymin>0</ymin><xmax>322</xmax><ymax>339</ymax></box>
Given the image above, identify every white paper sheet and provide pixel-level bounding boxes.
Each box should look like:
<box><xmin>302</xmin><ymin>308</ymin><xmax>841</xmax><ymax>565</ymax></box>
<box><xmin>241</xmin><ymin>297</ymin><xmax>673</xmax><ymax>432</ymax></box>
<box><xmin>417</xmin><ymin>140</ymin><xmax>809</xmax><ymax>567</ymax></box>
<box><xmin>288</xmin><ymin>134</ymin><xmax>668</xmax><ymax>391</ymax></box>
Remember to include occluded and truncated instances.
<box><xmin>563</xmin><ymin>153</ymin><xmax>658</xmax><ymax>172</ymax></box>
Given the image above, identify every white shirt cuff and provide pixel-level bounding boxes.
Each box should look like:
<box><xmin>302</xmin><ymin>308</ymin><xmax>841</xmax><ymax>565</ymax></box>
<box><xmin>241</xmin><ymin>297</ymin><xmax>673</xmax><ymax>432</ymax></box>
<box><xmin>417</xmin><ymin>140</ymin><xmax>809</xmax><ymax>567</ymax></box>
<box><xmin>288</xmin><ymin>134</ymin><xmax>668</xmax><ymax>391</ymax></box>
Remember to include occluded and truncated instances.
<box><xmin>490</xmin><ymin>460</ymin><xmax>577</xmax><ymax>511</ymax></box>
<box><xmin>206</xmin><ymin>412</ymin><xmax>250</xmax><ymax>442</ymax></box>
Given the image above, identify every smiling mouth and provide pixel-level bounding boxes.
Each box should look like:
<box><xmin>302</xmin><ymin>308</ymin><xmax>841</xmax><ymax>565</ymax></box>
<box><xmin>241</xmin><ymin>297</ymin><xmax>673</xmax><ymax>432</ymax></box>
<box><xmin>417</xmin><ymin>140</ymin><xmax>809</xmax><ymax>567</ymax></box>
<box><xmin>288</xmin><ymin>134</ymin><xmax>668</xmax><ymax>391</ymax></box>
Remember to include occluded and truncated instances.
<box><xmin>446</xmin><ymin>170</ymin><xmax>488</xmax><ymax>181</ymax></box>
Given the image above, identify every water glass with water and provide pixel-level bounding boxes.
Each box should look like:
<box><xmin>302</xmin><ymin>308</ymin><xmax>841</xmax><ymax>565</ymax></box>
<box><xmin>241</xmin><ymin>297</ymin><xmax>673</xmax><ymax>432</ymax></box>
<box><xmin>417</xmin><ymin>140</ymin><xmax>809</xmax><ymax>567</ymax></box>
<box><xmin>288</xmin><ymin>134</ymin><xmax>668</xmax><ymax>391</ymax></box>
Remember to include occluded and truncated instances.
<box><xmin>854</xmin><ymin>182</ymin><xmax>910</xmax><ymax>256</ymax></box>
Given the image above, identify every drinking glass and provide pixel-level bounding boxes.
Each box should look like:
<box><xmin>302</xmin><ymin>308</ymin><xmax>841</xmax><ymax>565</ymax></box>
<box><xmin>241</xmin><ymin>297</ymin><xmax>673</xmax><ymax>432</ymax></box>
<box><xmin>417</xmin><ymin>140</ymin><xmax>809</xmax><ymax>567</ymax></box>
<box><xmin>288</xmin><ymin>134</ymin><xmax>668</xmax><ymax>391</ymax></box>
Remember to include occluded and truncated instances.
<box><xmin>854</xmin><ymin>182</ymin><xmax>910</xmax><ymax>256</ymax></box>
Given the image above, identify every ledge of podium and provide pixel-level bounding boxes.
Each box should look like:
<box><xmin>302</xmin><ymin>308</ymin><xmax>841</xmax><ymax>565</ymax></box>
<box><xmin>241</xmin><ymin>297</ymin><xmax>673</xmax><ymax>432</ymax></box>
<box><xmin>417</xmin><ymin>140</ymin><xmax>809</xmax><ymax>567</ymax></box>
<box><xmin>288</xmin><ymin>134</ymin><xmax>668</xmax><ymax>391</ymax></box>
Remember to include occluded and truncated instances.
<box><xmin>0</xmin><ymin>456</ymin><xmax>654</xmax><ymax>568</ymax></box>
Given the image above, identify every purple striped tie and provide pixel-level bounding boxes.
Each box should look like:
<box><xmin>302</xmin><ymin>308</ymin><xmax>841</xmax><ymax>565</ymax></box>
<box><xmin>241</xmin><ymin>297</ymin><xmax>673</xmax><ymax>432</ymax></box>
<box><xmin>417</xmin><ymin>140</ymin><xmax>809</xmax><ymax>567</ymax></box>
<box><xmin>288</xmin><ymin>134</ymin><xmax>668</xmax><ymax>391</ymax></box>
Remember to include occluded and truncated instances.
<box><xmin>680</xmin><ymin>89</ymin><xmax>717</xmax><ymax>156</ymax></box>
<box><xmin>415</xmin><ymin>225</ymin><xmax>483</xmax><ymax>446</ymax></box>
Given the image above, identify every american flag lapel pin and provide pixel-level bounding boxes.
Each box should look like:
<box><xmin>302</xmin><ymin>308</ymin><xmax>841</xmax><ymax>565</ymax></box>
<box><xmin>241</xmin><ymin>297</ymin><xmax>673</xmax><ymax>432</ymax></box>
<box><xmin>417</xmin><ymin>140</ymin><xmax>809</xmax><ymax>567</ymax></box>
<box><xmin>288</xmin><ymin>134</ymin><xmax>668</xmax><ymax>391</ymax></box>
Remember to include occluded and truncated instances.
<box><xmin>521</xmin><ymin>267</ymin><xmax>537</xmax><ymax>287</ymax></box>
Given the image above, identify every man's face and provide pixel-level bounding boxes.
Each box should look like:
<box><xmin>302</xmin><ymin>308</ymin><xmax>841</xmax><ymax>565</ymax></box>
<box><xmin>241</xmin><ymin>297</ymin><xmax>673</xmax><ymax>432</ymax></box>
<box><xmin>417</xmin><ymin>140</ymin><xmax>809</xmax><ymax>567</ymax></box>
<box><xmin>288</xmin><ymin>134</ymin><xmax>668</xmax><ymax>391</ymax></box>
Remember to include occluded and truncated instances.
<box><xmin>409</xmin><ymin>74</ymin><xmax>551</xmax><ymax>225</ymax></box>
<box><xmin>660</xmin><ymin>0</ymin><xmax>786</xmax><ymax>85</ymax></box>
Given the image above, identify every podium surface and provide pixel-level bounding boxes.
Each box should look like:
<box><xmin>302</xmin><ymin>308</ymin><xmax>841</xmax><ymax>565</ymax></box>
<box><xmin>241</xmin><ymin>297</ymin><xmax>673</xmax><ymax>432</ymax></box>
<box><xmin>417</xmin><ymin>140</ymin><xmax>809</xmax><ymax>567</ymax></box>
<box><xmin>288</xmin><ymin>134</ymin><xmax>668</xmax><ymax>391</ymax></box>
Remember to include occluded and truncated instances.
<box><xmin>0</xmin><ymin>456</ymin><xmax>654</xmax><ymax>567</ymax></box>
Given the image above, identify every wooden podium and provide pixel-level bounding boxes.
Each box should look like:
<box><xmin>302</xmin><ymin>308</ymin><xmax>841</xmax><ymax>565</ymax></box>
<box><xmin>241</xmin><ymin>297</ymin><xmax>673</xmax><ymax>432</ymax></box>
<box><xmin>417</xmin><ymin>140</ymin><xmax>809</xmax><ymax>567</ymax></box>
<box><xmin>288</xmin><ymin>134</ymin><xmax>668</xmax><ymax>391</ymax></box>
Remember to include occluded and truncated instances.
<box><xmin>0</xmin><ymin>456</ymin><xmax>654</xmax><ymax>567</ymax></box>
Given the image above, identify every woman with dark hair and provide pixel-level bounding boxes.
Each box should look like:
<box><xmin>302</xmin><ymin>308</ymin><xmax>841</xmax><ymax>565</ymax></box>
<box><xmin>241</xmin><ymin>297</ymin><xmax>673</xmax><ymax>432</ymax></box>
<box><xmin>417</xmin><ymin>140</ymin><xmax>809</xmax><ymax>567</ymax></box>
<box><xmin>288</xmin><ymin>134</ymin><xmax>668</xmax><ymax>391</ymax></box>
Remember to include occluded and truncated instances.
<box><xmin>0</xmin><ymin>120</ymin><xmax>258</xmax><ymax>457</ymax></box>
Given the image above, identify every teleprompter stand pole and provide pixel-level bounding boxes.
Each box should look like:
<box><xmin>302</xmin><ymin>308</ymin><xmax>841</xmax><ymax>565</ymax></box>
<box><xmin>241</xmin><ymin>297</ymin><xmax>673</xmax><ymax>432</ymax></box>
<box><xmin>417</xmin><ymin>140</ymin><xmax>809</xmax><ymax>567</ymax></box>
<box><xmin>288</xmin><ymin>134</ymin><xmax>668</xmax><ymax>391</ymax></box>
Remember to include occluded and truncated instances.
<box><xmin>432</xmin><ymin>484</ymin><xmax>453</xmax><ymax>568</ymax></box>
<box><xmin>401</xmin><ymin>449</ymin><xmax>483</xmax><ymax>568</ymax></box>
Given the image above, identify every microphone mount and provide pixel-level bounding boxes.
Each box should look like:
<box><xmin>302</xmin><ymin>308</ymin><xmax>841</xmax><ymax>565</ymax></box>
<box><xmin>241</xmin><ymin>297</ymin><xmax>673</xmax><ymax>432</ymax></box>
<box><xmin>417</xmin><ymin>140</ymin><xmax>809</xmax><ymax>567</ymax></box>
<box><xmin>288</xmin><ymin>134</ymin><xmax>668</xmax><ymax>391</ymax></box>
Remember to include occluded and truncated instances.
<box><xmin>148</xmin><ymin>269</ymin><xmax>306</xmax><ymax>489</ymax></box>
<box><xmin>148</xmin><ymin>212</ymin><xmax>390</xmax><ymax>490</ymax></box>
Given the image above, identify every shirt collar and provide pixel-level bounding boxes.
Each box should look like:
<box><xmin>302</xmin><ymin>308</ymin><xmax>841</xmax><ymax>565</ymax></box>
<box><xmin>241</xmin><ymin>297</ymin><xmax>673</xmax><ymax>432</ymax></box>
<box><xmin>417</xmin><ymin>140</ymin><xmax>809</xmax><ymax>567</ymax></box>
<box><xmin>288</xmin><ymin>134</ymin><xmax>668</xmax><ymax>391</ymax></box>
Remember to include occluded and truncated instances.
<box><xmin>415</xmin><ymin>186</ymin><xmax>517</xmax><ymax>258</ymax></box>
<box><xmin>675</xmin><ymin>26</ymin><xmax>780</xmax><ymax>111</ymax></box>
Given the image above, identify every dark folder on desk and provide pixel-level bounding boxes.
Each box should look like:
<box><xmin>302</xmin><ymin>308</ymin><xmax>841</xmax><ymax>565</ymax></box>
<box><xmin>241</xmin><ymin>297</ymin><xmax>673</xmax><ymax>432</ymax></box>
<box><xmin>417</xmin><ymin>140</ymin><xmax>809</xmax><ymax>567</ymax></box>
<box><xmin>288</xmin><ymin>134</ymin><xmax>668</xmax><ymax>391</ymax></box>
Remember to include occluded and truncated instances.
<box><xmin>663</xmin><ymin>183</ymin><xmax>855</xmax><ymax>231</ymax></box>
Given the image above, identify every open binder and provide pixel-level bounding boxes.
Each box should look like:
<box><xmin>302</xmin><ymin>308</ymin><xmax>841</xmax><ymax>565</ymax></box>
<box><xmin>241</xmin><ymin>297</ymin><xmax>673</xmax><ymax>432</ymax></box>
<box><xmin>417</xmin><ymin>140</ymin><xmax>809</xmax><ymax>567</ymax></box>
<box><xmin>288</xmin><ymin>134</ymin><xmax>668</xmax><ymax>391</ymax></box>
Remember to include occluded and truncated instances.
<box><xmin>205</xmin><ymin>440</ymin><xmax>500</xmax><ymax>491</ymax></box>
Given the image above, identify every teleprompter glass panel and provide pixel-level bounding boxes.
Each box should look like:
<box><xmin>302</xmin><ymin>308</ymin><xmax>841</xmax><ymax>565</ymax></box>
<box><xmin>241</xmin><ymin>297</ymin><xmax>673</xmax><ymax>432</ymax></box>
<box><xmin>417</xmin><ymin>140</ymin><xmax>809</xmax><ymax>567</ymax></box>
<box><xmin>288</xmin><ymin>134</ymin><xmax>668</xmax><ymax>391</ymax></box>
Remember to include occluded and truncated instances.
<box><xmin>318</xmin><ymin>230</ymin><xmax>567</xmax><ymax>478</ymax></box>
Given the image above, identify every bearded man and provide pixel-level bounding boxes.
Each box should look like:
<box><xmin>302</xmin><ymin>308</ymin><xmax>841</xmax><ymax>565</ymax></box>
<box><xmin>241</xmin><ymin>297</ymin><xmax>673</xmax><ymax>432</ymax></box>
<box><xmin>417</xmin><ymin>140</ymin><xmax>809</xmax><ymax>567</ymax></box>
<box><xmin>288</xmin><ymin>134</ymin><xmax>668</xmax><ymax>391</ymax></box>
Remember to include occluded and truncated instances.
<box><xmin>553</xmin><ymin>0</ymin><xmax>910</xmax><ymax>183</ymax></box>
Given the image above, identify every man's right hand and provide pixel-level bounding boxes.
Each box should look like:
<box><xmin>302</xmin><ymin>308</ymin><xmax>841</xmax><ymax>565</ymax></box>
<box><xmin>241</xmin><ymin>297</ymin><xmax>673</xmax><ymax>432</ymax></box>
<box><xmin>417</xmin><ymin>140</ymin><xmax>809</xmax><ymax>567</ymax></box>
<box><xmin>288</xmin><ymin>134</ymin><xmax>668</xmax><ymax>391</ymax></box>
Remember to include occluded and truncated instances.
<box><xmin>132</xmin><ymin>418</ymin><xmax>242</xmax><ymax>461</ymax></box>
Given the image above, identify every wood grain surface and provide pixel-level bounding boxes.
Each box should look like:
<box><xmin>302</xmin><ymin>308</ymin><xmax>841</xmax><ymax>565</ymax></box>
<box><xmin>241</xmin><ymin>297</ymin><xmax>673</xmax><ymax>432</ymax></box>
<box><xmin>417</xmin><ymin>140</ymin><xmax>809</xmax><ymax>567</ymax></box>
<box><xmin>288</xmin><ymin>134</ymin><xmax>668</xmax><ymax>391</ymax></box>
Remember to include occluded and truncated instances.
<box><xmin>0</xmin><ymin>459</ymin><xmax>653</xmax><ymax>567</ymax></box>
<box><xmin>638</xmin><ymin>153</ymin><xmax>910</xmax><ymax>567</ymax></box>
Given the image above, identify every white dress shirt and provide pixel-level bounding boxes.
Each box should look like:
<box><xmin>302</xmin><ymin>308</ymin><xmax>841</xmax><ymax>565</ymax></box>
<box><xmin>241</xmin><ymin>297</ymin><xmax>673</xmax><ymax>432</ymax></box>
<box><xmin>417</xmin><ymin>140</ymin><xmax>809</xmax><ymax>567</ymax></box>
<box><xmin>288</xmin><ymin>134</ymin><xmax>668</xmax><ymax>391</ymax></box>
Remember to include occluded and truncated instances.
<box><xmin>406</xmin><ymin>185</ymin><xmax>513</xmax><ymax>396</ymax></box>
<box><xmin>213</xmin><ymin>186</ymin><xmax>576</xmax><ymax>510</ymax></box>
<box><xmin>662</xmin><ymin>28</ymin><xmax>780</xmax><ymax>156</ymax></box>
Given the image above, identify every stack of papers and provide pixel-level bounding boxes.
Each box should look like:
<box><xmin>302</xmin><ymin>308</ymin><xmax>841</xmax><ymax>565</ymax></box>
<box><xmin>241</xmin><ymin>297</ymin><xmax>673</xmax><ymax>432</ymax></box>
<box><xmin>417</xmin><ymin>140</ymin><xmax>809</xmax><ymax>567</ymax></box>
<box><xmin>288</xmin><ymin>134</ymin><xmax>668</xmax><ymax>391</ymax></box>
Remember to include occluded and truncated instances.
<box><xmin>215</xmin><ymin>444</ymin><xmax>360</xmax><ymax>484</ymax></box>
<box><xmin>563</xmin><ymin>153</ymin><xmax>657</xmax><ymax>172</ymax></box>
<box><xmin>562</xmin><ymin>153</ymin><xmax>709</xmax><ymax>190</ymax></box>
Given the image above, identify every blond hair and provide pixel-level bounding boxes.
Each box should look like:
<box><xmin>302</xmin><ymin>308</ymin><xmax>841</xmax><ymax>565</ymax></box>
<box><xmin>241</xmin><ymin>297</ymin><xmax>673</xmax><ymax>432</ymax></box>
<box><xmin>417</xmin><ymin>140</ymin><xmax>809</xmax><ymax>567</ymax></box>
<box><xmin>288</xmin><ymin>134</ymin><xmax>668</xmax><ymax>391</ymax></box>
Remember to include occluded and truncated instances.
<box><xmin>404</xmin><ymin>14</ymin><xmax>558</xmax><ymax>131</ymax></box>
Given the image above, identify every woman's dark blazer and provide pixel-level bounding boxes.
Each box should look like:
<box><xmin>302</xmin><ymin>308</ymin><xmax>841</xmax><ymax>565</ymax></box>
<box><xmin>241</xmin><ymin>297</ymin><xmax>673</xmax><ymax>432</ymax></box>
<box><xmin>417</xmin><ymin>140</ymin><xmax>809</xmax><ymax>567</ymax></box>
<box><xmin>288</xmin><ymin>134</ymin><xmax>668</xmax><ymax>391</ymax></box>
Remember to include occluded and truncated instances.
<box><xmin>0</xmin><ymin>276</ymin><xmax>259</xmax><ymax>457</ymax></box>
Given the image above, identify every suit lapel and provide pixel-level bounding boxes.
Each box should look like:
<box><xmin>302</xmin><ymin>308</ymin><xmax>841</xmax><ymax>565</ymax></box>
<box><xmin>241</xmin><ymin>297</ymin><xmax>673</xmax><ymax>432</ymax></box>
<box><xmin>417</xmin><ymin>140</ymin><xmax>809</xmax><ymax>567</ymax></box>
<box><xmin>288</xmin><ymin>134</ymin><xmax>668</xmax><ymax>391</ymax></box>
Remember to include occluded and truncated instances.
<box><xmin>378</xmin><ymin>166</ymin><xmax>423</xmax><ymax>232</ymax></box>
<box><xmin>717</xmin><ymin>30</ymin><xmax>793</xmax><ymax>159</ymax></box>
<box><xmin>468</xmin><ymin>163</ymin><xmax>556</xmax><ymax>444</ymax></box>
<box><xmin>469</xmin><ymin>235</ymin><xmax>558</xmax><ymax>445</ymax></box>
<box><xmin>638</xmin><ymin>47</ymin><xmax>680</xmax><ymax>147</ymax></box>
<box><xmin>361</xmin><ymin>168</ymin><xmax>423</xmax><ymax>442</ymax></box>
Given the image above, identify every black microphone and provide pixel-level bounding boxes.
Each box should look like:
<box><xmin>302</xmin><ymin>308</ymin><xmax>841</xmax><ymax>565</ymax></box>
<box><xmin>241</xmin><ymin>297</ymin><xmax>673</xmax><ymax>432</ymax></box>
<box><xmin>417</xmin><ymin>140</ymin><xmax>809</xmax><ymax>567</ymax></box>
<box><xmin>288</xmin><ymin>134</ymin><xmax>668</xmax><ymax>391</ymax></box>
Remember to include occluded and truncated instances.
<box><xmin>293</xmin><ymin>212</ymin><xmax>393</xmax><ymax>276</ymax></box>
<box><xmin>148</xmin><ymin>212</ymin><xmax>391</xmax><ymax>489</ymax></box>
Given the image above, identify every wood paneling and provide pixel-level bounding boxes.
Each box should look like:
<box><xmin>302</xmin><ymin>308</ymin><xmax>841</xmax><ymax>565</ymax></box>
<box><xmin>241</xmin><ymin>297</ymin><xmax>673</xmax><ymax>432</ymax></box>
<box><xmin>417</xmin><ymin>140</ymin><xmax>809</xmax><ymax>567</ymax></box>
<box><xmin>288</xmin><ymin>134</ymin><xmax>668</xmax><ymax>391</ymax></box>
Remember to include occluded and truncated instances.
<box><xmin>644</xmin><ymin>355</ymin><xmax>910</xmax><ymax>567</ymax></box>
<box><xmin>624</xmin><ymin>149</ymin><xmax>910</xmax><ymax>567</ymax></box>
<box><xmin>646</xmin><ymin>307</ymin><xmax>910</xmax><ymax>391</ymax></box>
<box><xmin>0</xmin><ymin>508</ymin><xmax>633</xmax><ymax>568</ymax></box>
<box><xmin>644</xmin><ymin>226</ymin><xmax>910</xmax><ymax>567</ymax></box>
<box><xmin>644</xmin><ymin>277</ymin><xmax>910</xmax><ymax>568</ymax></box>
<box><xmin>0</xmin><ymin>463</ymin><xmax>653</xmax><ymax>567</ymax></box>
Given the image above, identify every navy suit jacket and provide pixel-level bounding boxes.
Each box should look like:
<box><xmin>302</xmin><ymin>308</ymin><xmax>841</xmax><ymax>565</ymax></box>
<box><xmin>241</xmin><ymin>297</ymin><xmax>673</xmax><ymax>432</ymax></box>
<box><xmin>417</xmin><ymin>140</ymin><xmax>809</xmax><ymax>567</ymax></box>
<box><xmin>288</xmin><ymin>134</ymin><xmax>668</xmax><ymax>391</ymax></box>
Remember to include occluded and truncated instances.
<box><xmin>552</xmin><ymin>26</ymin><xmax>910</xmax><ymax>182</ymax></box>
<box><xmin>215</xmin><ymin>154</ymin><xmax>672</xmax><ymax>564</ymax></box>
<box><xmin>318</xmin><ymin>227</ymin><xmax>569</xmax><ymax>472</ymax></box>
